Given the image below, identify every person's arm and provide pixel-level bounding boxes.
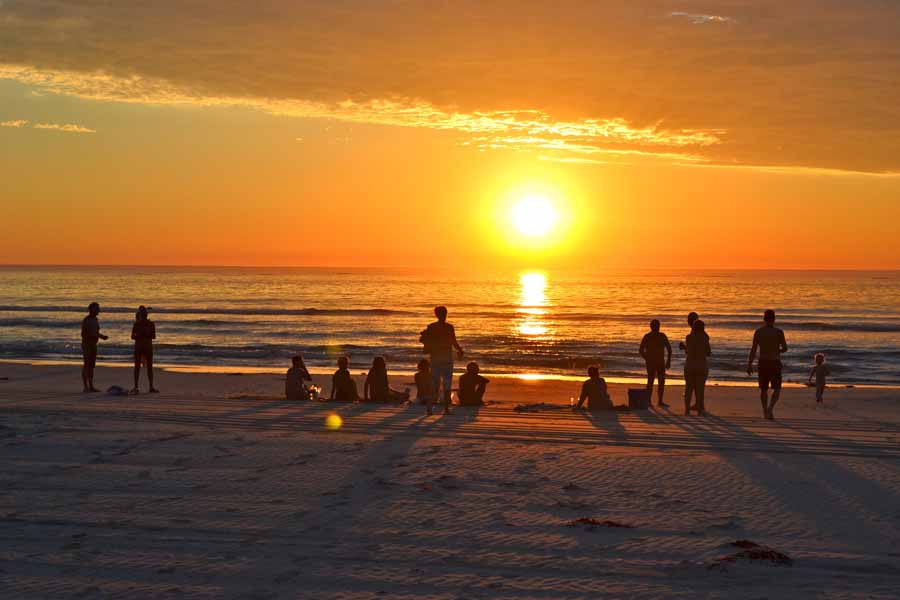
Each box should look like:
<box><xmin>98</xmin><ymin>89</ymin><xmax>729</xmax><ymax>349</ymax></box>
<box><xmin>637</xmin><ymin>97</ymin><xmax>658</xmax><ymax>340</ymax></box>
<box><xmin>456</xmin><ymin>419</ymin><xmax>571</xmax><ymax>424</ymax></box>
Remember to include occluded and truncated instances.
<box><xmin>98</xmin><ymin>321</ymin><xmax>108</xmax><ymax>341</ymax></box>
<box><xmin>576</xmin><ymin>381</ymin><xmax>589</xmax><ymax>408</ymax></box>
<box><xmin>300</xmin><ymin>360</ymin><xmax>312</xmax><ymax>381</ymax></box>
<box><xmin>808</xmin><ymin>367</ymin><xmax>815</xmax><ymax>385</ymax></box>
<box><xmin>664</xmin><ymin>335</ymin><xmax>672</xmax><ymax>368</ymax></box>
<box><xmin>779</xmin><ymin>330</ymin><xmax>788</xmax><ymax>354</ymax></box>
<box><xmin>639</xmin><ymin>335</ymin><xmax>647</xmax><ymax>360</ymax></box>
<box><xmin>450</xmin><ymin>325</ymin><xmax>464</xmax><ymax>359</ymax></box>
<box><xmin>747</xmin><ymin>332</ymin><xmax>759</xmax><ymax>375</ymax></box>
<box><xmin>131</xmin><ymin>324</ymin><xmax>137</xmax><ymax>341</ymax></box>
<box><xmin>330</xmin><ymin>372</ymin><xmax>337</xmax><ymax>400</ymax></box>
<box><xmin>150</xmin><ymin>322</ymin><xmax>156</xmax><ymax>340</ymax></box>
<box><xmin>705</xmin><ymin>338</ymin><xmax>712</xmax><ymax>357</ymax></box>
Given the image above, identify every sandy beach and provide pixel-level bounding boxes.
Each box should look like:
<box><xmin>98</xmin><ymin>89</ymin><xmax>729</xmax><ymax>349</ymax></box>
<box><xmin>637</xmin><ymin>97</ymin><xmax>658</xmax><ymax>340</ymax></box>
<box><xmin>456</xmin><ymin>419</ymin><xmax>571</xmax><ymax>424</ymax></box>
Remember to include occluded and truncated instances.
<box><xmin>2</xmin><ymin>363</ymin><xmax>899</xmax><ymax>598</ymax></box>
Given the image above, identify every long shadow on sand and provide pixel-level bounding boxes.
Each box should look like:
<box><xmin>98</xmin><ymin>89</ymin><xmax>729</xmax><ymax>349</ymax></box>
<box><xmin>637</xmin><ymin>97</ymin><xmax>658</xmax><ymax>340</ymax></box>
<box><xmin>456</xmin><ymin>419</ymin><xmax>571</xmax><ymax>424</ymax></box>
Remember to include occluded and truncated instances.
<box><xmin>642</xmin><ymin>409</ymin><xmax>900</xmax><ymax>557</ymax></box>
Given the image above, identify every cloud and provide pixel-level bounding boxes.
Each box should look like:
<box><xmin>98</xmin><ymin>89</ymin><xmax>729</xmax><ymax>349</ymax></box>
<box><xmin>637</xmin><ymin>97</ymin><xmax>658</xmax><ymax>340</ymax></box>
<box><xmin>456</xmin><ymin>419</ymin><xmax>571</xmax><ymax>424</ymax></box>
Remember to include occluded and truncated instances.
<box><xmin>669</xmin><ymin>11</ymin><xmax>735</xmax><ymax>24</ymax></box>
<box><xmin>0</xmin><ymin>115</ymin><xmax>94</xmax><ymax>132</ymax></box>
<box><xmin>0</xmin><ymin>1</ymin><xmax>899</xmax><ymax>172</ymax></box>
<box><xmin>32</xmin><ymin>122</ymin><xmax>95</xmax><ymax>133</ymax></box>
<box><xmin>0</xmin><ymin>64</ymin><xmax>720</xmax><ymax>161</ymax></box>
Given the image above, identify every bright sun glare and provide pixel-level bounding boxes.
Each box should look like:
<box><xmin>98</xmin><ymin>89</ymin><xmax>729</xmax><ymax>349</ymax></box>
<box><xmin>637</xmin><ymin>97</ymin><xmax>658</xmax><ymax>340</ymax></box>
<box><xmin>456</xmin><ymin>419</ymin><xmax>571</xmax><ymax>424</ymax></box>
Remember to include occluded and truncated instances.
<box><xmin>511</xmin><ymin>195</ymin><xmax>558</xmax><ymax>237</ymax></box>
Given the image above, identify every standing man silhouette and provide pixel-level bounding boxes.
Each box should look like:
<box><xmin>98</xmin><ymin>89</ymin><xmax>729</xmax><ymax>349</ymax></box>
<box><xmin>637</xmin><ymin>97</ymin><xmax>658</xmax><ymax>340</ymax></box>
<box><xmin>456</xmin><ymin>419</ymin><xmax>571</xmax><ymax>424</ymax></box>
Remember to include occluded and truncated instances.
<box><xmin>748</xmin><ymin>309</ymin><xmax>788</xmax><ymax>420</ymax></box>
<box><xmin>81</xmin><ymin>302</ymin><xmax>108</xmax><ymax>392</ymax></box>
<box><xmin>640</xmin><ymin>319</ymin><xmax>672</xmax><ymax>407</ymax></box>
<box><xmin>420</xmin><ymin>306</ymin><xmax>464</xmax><ymax>415</ymax></box>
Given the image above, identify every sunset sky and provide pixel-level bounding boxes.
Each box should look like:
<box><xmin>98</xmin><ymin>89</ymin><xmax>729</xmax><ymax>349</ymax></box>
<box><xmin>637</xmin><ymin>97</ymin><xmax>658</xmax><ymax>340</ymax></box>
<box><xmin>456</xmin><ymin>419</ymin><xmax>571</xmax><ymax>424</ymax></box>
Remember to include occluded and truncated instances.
<box><xmin>2</xmin><ymin>1</ymin><xmax>899</xmax><ymax>269</ymax></box>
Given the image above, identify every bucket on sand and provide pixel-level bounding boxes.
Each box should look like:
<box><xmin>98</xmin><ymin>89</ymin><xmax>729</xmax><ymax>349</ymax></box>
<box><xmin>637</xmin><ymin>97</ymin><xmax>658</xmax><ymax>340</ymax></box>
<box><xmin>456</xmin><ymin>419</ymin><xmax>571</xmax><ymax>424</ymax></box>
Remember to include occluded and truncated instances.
<box><xmin>627</xmin><ymin>388</ymin><xmax>650</xmax><ymax>410</ymax></box>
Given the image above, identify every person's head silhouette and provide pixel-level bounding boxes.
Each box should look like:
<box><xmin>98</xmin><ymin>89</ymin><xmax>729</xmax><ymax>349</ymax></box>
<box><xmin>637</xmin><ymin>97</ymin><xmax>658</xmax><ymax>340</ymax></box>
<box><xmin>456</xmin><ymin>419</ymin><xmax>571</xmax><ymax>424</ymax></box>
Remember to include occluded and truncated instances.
<box><xmin>650</xmin><ymin>319</ymin><xmax>661</xmax><ymax>332</ymax></box>
<box><xmin>418</xmin><ymin>358</ymin><xmax>430</xmax><ymax>372</ymax></box>
<box><xmin>466</xmin><ymin>361</ymin><xmax>479</xmax><ymax>374</ymax></box>
<box><xmin>372</xmin><ymin>356</ymin><xmax>386</xmax><ymax>371</ymax></box>
<box><xmin>88</xmin><ymin>302</ymin><xmax>100</xmax><ymax>316</ymax></box>
<box><xmin>692</xmin><ymin>319</ymin><xmax>705</xmax><ymax>334</ymax></box>
<box><xmin>764</xmin><ymin>309</ymin><xmax>776</xmax><ymax>324</ymax></box>
<box><xmin>338</xmin><ymin>355</ymin><xmax>349</xmax><ymax>369</ymax></box>
<box><xmin>587</xmin><ymin>365</ymin><xmax>600</xmax><ymax>378</ymax></box>
<box><xmin>434</xmin><ymin>306</ymin><xmax>448</xmax><ymax>322</ymax></box>
<box><xmin>687</xmin><ymin>312</ymin><xmax>699</xmax><ymax>327</ymax></box>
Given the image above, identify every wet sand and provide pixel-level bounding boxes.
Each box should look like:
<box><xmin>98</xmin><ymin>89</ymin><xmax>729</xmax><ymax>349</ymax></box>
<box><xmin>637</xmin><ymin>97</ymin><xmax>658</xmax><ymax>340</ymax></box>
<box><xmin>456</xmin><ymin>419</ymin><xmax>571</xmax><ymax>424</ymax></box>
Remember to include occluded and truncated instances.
<box><xmin>2</xmin><ymin>363</ymin><xmax>900</xmax><ymax>598</ymax></box>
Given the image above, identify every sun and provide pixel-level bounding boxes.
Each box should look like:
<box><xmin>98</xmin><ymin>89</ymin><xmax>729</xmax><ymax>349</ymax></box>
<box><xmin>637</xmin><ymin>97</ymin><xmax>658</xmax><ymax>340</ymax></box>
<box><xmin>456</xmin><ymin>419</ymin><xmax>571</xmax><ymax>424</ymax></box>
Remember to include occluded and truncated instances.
<box><xmin>511</xmin><ymin>195</ymin><xmax>558</xmax><ymax>237</ymax></box>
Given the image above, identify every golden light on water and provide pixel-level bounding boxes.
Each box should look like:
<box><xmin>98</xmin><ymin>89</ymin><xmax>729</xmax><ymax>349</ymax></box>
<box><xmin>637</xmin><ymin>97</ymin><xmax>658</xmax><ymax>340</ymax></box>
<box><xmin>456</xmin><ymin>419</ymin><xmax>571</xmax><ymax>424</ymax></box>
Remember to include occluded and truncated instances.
<box><xmin>516</xmin><ymin>272</ymin><xmax>551</xmax><ymax>337</ymax></box>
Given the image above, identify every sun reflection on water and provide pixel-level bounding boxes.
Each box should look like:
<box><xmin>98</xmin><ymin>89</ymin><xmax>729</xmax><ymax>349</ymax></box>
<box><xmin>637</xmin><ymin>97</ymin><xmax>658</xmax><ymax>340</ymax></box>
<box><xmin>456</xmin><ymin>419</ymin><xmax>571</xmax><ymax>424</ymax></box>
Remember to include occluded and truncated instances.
<box><xmin>516</xmin><ymin>272</ymin><xmax>551</xmax><ymax>337</ymax></box>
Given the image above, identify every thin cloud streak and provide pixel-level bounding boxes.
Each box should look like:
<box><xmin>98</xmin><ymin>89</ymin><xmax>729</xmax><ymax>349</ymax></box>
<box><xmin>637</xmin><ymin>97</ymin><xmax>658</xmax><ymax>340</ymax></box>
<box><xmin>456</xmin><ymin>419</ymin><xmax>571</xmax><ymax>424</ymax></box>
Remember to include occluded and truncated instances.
<box><xmin>1</xmin><ymin>119</ymin><xmax>28</xmax><ymax>127</ymax></box>
<box><xmin>0</xmin><ymin>63</ymin><xmax>721</xmax><ymax>162</ymax></box>
<box><xmin>32</xmin><ymin>122</ymin><xmax>95</xmax><ymax>133</ymax></box>
<box><xmin>669</xmin><ymin>11</ymin><xmax>735</xmax><ymax>24</ymax></box>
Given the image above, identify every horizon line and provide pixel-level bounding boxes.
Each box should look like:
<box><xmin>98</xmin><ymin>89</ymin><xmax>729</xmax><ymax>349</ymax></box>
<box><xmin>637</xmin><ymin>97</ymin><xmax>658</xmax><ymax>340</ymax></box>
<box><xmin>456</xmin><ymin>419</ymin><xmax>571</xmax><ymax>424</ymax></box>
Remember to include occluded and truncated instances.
<box><xmin>1</xmin><ymin>263</ymin><xmax>899</xmax><ymax>272</ymax></box>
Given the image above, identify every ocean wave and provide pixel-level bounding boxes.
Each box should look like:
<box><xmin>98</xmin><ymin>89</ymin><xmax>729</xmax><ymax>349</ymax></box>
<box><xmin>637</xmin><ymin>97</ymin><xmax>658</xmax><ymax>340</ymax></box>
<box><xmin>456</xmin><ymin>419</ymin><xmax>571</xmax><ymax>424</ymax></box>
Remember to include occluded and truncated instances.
<box><xmin>0</xmin><ymin>305</ymin><xmax>415</xmax><ymax>317</ymax></box>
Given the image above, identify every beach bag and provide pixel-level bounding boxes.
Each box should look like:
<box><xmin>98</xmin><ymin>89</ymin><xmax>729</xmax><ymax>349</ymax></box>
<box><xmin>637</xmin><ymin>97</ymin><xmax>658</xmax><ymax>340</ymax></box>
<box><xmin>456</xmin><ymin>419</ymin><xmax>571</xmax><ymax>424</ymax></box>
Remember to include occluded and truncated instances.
<box><xmin>627</xmin><ymin>388</ymin><xmax>650</xmax><ymax>410</ymax></box>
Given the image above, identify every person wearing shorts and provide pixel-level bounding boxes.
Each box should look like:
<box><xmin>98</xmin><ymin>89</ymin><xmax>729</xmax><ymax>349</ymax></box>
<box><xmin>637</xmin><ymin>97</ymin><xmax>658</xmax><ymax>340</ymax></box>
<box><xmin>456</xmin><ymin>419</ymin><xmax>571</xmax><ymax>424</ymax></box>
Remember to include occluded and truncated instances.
<box><xmin>419</xmin><ymin>306</ymin><xmax>464</xmax><ymax>415</ymax></box>
<box><xmin>748</xmin><ymin>309</ymin><xmax>788</xmax><ymax>420</ymax></box>
<box><xmin>639</xmin><ymin>319</ymin><xmax>672</xmax><ymax>407</ymax></box>
<box><xmin>81</xmin><ymin>302</ymin><xmax>108</xmax><ymax>392</ymax></box>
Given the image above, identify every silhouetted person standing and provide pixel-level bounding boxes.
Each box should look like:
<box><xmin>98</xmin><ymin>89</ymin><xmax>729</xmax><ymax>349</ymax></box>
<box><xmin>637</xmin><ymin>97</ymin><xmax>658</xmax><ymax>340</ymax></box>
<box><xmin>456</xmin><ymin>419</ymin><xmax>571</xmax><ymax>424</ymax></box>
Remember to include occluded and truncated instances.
<box><xmin>639</xmin><ymin>319</ymin><xmax>672</xmax><ymax>407</ymax></box>
<box><xmin>420</xmin><ymin>306</ymin><xmax>464</xmax><ymax>415</ymax></box>
<box><xmin>679</xmin><ymin>311</ymin><xmax>706</xmax><ymax>410</ymax></box>
<box><xmin>748</xmin><ymin>309</ymin><xmax>788</xmax><ymax>420</ymax></box>
<box><xmin>131</xmin><ymin>305</ymin><xmax>158</xmax><ymax>394</ymax></box>
<box><xmin>81</xmin><ymin>302</ymin><xmax>108</xmax><ymax>392</ymax></box>
<box><xmin>684</xmin><ymin>319</ymin><xmax>711</xmax><ymax>415</ymax></box>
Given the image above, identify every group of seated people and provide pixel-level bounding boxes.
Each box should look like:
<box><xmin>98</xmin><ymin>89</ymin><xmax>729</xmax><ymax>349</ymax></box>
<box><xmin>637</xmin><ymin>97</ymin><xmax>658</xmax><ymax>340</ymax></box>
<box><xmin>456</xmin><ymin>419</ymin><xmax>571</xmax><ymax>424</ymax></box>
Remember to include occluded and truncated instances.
<box><xmin>284</xmin><ymin>354</ymin><xmax>491</xmax><ymax>408</ymax></box>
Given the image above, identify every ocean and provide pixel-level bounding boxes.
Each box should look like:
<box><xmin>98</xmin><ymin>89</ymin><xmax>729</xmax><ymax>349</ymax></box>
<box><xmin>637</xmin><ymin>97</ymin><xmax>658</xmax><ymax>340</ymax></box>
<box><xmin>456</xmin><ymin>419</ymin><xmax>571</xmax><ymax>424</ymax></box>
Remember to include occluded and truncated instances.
<box><xmin>1</xmin><ymin>266</ymin><xmax>898</xmax><ymax>386</ymax></box>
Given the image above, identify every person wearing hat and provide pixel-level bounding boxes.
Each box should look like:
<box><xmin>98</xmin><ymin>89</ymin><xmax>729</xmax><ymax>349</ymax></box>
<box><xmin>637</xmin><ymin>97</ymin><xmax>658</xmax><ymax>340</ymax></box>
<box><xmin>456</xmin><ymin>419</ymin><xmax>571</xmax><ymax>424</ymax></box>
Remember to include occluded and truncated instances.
<box><xmin>81</xmin><ymin>302</ymin><xmax>108</xmax><ymax>392</ymax></box>
<box><xmin>131</xmin><ymin>305</ymin><xmax>158</xmax><ymax>394</ymax></box>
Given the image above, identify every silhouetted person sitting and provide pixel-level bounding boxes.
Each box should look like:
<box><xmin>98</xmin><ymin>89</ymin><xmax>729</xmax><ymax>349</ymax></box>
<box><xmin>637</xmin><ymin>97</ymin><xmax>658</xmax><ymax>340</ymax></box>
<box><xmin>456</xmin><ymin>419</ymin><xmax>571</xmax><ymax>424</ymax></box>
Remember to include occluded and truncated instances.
<box><xmin>420</xmin><ymin>306</ymin><xmax>465</xmax><ymax>415</ymax></box>
<box><xmin>330</xmin><ymin>356</ymin><xmax>358</xmax><ymax>402</ymax></box>
<box><xmin>415</xmin><ymin>359</ymin><xmax>435</xmax><ymax>415</ymax></box>
<box><xmin>639</xmin><ymin>319</ymin><xmax>672</xmax><ymax>407</ymax></box>
<box><xmin>81</xmin><ymin>302</ymin><xmax>108</xmax><ymax>392</ymax></box>
<box><xmin>748</xmin><ymin>309</ymin><xmax>788</xmax><ymax>420</ymax></box>
<box><xmin>286</xmin><ymin>354</ymin><xmax>312</xmax><ymax>401</ymax></box>
<box><xmin>364</xmin><ymin>356</ymin><xmax>410</xmax><ymax>403</ymax></box>
<box><xmin>574</xmin><ymin>365</ymin><xmax>613</xmax><ymax>411</ymax></box>
<box><xmin>130</xmin><ymin>305</ymin><xmax>158</xmax><ymax>394</ymax></box>
<box><xmin>684</xmin><ymin>319</ymin><xmax>711</xmax><ymax>415</ymax></box>
<box><xmin>458</xmin><ymin>361</ymin><xmax>489</xmax><ymax>406</ymax></box>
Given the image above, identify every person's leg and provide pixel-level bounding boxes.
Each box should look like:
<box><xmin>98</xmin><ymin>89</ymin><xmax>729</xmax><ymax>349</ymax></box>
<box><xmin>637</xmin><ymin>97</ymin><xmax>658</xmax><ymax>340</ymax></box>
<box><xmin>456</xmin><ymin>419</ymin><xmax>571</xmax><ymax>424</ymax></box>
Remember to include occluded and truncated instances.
<box><xmin>816</xmin><ymin>383</ymin><xmax>824</xmax><ymax>403</ymax></box>
<box><xmin>86</xmin><ymin>347</ymin><xmax>98</xmax><ymax>391</ymax></box>
<box><xmin>82</xmin><ymin>347</ymin><xmax>90</xmax><ymax>392</ymax></box>
<box><xmin>146</xmin><ymin>353</ymin><xmax>156</xmax><ymax>391</ymax></box>
<box><xmin>768</xmin><ymin>367</ymin><xmax>783</xmax><ymax>417</ymax></box>
<box><xmin>696</xmin><ymin>374</ymin><xmax>707</xmax><ymax>414</ymax></box>
<box><xmin>132</xmin><ymin>352</ymin><xmax>141</xmax><ymax>393</ymax></box>
<box><xmin>646</xmin><ymin>364</ymin><xmax>655</xmax><ymax>399</ymax></box>
<box><xmin>657</xmin><ymin>367</ymin><xmax>667</xmax><ymax>406</ymax></box>
<box><xmin>684</xmin><ymin>374</ymin><xmax>695</xmax><ymax>415</ymax></box>
<box><xmin>442</xmin><ymin>369</ymin><xmax>453</xmax><ymax>413</ymax></box>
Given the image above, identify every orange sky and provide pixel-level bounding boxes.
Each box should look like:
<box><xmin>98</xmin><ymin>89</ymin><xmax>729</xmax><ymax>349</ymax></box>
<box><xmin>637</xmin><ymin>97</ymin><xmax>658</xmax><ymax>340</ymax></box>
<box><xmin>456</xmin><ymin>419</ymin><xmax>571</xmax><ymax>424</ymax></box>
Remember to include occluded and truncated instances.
<box><xmin>1</xmin><ymin>1</ymin><xmax>899</xmax><ymax>269</ymax></box>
